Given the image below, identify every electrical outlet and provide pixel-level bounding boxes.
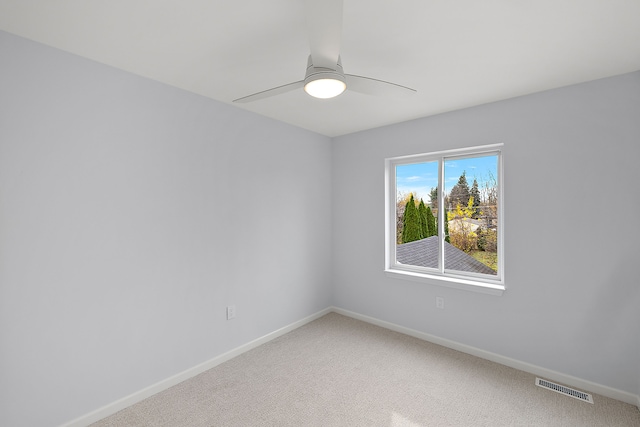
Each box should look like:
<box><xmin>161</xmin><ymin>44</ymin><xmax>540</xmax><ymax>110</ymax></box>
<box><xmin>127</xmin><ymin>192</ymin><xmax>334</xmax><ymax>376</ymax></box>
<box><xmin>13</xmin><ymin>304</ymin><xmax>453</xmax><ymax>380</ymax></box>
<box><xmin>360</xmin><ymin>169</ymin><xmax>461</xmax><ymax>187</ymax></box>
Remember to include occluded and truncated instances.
<box><xmin>436</xmin><ymin>296</ymin><xmax>445</xmax><ymax>310</ymax></box>
<box><xmin>226</xmin><ymin>305</ymin><xmax>236</xmax><ymax>320</ymax></box>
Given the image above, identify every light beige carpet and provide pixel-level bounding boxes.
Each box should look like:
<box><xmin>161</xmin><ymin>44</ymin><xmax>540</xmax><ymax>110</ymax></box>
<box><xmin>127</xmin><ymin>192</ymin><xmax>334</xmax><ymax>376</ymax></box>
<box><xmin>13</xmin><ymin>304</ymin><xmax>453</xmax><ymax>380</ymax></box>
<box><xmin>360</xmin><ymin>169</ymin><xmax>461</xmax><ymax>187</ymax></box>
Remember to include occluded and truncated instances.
<box><xmin>92</xmin><ymin>313</ymin><xmax>640</xmax><ymax>426</ymax></box>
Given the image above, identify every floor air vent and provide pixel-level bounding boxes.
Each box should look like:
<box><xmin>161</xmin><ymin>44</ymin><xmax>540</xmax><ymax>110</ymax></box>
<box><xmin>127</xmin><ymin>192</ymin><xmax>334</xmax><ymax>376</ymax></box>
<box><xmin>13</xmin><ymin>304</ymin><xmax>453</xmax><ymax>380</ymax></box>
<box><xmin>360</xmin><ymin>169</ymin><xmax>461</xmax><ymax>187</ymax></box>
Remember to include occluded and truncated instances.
<box><xmin>535</xmin><ymin>378</ymin><xmax>594</xmax><ymax>403</ymax></box>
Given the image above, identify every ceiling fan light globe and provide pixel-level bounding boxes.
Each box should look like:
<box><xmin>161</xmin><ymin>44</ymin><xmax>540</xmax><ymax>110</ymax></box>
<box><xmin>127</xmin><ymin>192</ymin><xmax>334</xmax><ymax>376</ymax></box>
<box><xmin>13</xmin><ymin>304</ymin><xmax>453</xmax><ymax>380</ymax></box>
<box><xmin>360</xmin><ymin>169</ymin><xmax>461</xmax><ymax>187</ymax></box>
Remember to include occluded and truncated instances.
<box><xmin>304</xmin><ymin>78</ymin><xmax>346</xmax><ymax>99</ymax></box>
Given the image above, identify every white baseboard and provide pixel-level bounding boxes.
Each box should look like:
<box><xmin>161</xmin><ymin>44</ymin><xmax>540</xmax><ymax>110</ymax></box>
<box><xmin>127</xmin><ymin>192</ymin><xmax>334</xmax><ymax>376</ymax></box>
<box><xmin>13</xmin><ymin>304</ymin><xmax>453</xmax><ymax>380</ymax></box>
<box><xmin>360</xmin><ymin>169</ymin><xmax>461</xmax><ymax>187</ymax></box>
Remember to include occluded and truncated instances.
<box><xmin>60</xmin><ymin>307</ymin><xmax>332</xmax><ymax>427</ymax></box>
<box><xmin>332</xmin><ymin>306</ymin><xmax>640</xmax><ymax>409</ymax></box>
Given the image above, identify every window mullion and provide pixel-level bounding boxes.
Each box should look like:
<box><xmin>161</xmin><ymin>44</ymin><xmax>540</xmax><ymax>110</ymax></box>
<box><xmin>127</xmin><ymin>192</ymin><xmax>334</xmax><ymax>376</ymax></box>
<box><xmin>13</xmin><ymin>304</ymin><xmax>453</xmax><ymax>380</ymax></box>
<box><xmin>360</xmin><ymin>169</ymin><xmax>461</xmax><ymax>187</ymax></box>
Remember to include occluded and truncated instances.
<box><xmin>438</xmin><ymin>157</ymin><xmax>444</xmax><ymax>273</ymax></box>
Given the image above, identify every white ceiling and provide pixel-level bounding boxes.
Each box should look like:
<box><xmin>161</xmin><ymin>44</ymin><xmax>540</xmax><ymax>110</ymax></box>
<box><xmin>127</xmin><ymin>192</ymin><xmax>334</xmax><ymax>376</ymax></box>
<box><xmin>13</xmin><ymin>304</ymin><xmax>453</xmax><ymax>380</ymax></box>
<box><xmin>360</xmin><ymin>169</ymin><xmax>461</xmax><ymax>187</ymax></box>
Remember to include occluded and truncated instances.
<box><xmin>1</xmin><ymin>1</ymin><xmax>639</xmax><ymax>137</ymax></box>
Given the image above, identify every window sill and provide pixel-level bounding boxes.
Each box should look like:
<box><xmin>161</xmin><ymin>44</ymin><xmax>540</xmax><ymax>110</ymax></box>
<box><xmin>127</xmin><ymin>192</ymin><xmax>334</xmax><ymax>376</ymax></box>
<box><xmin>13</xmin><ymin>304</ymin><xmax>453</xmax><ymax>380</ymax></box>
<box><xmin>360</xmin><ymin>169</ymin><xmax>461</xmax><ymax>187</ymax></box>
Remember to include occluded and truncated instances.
<box><xmin>384</xmin><ymin>269</ymin><xmax>505</xmax><ymax>296</ymax></box>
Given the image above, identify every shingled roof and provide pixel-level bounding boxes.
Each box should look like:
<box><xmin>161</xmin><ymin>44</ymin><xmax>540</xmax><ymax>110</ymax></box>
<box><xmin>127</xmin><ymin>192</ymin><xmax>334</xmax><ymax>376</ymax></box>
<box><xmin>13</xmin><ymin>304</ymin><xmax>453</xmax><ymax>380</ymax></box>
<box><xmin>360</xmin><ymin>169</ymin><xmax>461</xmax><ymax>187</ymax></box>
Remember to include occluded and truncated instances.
<box><xmin>396</xmin><ymin>236</ymin><xmax>496</xmax><ymax>275</ymax></box>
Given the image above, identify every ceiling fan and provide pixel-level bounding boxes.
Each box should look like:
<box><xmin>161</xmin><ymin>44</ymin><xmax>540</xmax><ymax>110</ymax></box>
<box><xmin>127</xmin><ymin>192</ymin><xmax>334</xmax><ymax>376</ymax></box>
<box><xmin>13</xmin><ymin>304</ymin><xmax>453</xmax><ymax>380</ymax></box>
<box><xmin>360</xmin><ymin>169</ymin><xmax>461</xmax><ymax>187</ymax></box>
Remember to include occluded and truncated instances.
<box><xmin>233</xmin><ymin>0</ymin><xmax>416</xmax><ymax>103</ymax></box>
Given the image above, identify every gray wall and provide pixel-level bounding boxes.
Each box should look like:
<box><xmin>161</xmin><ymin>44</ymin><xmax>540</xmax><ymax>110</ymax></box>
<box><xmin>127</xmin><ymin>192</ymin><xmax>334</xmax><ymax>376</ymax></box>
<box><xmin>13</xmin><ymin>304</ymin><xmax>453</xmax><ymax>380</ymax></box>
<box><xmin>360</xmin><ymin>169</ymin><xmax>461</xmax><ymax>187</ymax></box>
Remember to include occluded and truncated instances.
<box><xmin>0</xmin><ymin>31</ymin><xmax>333</xmax><ymax>426</ymax></box>
<box><xmin>332</xmin><ymin>71</ymin><xmax>640</xmax><ymax>397</ymax></box>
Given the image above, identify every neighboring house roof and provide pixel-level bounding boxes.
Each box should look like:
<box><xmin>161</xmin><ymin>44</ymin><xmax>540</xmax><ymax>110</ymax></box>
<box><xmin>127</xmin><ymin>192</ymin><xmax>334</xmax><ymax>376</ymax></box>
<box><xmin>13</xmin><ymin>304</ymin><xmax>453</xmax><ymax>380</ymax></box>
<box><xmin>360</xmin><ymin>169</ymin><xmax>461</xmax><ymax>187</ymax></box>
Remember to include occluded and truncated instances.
<box><xmin>448</xmin><ymin>218</ymin><xmax>484</xmax><ymax>233</ymax></box>
<box><xmin>396</xmin><ymin>236</ymin><xmax>496</xmax><ymax>275</ymax></box>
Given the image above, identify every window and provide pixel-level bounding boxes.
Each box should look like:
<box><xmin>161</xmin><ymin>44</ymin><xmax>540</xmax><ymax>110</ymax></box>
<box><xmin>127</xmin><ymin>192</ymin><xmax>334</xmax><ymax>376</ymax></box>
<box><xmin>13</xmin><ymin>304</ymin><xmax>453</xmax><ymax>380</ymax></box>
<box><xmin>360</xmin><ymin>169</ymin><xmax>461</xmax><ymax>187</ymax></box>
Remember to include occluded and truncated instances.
<box><xmin>385</xmin><ymin>144</ymin><xmax>504</xmax><ymax>295</ymax></box>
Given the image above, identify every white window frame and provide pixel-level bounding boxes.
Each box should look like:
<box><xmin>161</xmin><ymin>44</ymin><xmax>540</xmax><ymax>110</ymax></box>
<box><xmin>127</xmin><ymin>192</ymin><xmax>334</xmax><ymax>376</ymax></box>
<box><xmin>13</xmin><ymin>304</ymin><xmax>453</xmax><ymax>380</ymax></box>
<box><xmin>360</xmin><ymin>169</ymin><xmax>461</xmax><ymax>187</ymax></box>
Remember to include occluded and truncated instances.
<box><xmin>384</xmin><ymin>144</ymin><xmax>505</xmax><ymax>296</ymax></box>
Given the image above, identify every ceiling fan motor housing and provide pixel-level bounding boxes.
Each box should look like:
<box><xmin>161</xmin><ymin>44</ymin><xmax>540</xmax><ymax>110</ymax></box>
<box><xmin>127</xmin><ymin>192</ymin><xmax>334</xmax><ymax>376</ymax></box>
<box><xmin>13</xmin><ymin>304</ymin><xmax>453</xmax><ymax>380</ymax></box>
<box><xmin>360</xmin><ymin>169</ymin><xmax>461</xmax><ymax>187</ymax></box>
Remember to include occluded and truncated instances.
<box><xmin>304</xmin><ymin>55</ymin><xmax>347</xmax><ymax>98</ymax></box>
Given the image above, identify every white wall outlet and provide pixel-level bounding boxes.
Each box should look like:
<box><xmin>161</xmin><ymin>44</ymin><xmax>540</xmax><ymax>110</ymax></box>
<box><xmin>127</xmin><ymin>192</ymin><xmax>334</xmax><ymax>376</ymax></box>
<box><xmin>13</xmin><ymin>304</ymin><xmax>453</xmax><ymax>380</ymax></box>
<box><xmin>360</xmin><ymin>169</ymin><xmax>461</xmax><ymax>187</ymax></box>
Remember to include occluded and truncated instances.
<box><xmin>226</xmin><ymin>305</ymin><xmax>236</xmax><ymax>320</ymax></box>
<box><xmin>436</xmin><ymin>296</ymin><xmax>445</xmax><ymax>309</ymax></box>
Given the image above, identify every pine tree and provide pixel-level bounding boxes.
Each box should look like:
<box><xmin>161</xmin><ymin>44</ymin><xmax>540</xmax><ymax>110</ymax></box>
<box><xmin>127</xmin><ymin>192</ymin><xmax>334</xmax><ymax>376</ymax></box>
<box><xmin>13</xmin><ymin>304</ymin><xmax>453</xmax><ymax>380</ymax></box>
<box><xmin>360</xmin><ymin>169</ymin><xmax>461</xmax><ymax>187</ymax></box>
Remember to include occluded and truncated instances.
<box><xmin>449</xmin><ymin>171</ymin><xmax>470</xmax><ymax>208</ymax></box>
<box><xmin>470</xmin><ymin>179</ymin><xmax>481</xmax><ymax>217</ymax></box>
<box><xmin>429</xmin><ymin>187</ymin><xmax>438</xmax><ymax>210</ymax></box>
<box><xmin>402</xmin><ymin>194</ymin><xmax>423</xmax><ymax>243</ymax></box>
<box><xmin>426</xmin><ymin>206</ymin><xmax>436</xmax><ymax>237</ymax></box>
<box><xmin>418</xmin><ymin>199</ymin><xmax>429</xmax><ymax>238</ymax></box>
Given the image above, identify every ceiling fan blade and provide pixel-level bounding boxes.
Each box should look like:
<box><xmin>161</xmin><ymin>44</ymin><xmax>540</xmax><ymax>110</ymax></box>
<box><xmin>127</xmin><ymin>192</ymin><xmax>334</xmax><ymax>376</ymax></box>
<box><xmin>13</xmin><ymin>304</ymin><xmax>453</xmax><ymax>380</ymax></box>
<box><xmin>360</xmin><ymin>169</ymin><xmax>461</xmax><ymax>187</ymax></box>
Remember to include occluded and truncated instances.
<box><xmin>304</xmin><ymin>0</ymin><xmax>343</xmax><ymax>70</ymax></box>
<box><xmin>345</xmin><ymin>74</ymin><xmax>417</xmax><ymax>97</ymax></box>
<box><xmin>233</xmin><ymin>80</ymin><xmax>304</xmax><ymax>103</ymax></box>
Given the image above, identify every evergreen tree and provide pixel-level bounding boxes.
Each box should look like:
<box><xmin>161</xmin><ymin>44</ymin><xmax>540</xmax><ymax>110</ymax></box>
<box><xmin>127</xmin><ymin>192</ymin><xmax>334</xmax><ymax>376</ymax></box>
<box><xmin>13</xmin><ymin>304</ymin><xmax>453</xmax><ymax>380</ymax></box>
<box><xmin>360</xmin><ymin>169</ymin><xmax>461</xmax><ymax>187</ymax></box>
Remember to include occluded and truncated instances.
<box><xmin>470</xmin><ymin>179</ymin><xmax>481</xmax><ymax>217</ymax></box>
<box><xmin>444</xmin><ymin>207</ymin><xmax>450</xmax><ymax>243</ymax></box>
<box><xmin>426</xmin><ymin>206</ymin><xmax>436</xmax><ymax>237</ymax></box>
<box><xmin>429</xmin><ymin>187</ymin><xmax>438</xmax><ymax>210</ymax></box>
<box><xmin>418</xmin><ymin>199</ymin><xmax>429</xmax><ymax>238</ymax></box>
<box><xmin>449</xmin><ymin>171</ymin><xmax>470</xmax><ymax>208</ymax></box>
<box><xmin>402</xmin><ymin>194</ymin><xmax>423</xmax><ymax>243</ymax></box>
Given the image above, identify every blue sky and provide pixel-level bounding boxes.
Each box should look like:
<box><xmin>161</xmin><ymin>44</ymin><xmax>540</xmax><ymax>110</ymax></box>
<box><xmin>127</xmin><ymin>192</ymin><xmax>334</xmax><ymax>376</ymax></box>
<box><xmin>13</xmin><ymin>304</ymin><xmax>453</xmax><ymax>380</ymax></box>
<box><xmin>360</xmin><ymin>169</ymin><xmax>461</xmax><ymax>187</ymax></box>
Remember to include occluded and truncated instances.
<box><xmin>396</xmin><ymin>155</ymin><xmax>498</xmax><ymax>203</ymax></box>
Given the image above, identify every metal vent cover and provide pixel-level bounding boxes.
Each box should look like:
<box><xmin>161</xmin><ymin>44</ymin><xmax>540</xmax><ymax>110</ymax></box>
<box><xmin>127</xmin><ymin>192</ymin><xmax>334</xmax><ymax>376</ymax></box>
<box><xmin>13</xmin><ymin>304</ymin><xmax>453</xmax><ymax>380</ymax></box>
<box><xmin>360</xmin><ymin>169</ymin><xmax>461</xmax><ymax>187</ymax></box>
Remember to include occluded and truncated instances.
<box><xmin>536</xmin><ymin>378</ymin><xmax>594</xmax><ymax>403</ymax></box>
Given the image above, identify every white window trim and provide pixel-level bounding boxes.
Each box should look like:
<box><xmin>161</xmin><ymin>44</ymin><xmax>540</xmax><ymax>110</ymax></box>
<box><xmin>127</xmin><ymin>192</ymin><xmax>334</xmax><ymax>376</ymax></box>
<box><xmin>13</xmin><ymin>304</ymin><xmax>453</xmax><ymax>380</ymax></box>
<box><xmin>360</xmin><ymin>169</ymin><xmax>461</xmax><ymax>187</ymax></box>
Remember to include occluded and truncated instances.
<box><xmin>384</xmin><ymin>143</ymin><xmax>505</xmax><ymax>296</ymax></box>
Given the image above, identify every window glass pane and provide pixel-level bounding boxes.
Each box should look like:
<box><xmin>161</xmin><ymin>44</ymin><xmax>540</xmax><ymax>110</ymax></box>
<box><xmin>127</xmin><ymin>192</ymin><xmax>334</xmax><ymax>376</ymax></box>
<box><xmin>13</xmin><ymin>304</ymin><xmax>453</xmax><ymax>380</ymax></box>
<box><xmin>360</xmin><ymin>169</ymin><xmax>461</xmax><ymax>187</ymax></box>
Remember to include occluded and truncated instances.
<box><xmin>443</xmin><ymin>154</ymin><xmax>498</xmax><ymax>275</ymax></box>
<box><xmin>395</xmin><ymin>161</ymin><xmax>439</xmax><ymax>269</ymax></box>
